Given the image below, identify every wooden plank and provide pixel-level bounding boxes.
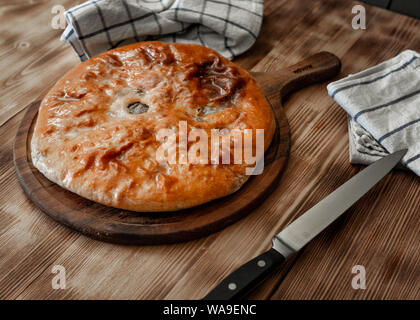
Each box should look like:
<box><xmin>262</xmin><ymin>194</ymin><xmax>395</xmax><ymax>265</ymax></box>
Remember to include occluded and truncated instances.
<box><xmin>0</xmin><ymin>0</ymin><xmax>419</xmax><ymax>300</ymax></box>
<box><xmin>270</xmin><ymin>170</ymin><xmax>420</xmax><ymax>299</ymax></box>
<box><xmin>270</xmin><ymin>2</ymin><xmax>420</xmax><ymax>300</ymax></box>
<box><xmin>0</xmin><ymin>0</ymin><xmax>79</xmax><ymax>126</ymax></box>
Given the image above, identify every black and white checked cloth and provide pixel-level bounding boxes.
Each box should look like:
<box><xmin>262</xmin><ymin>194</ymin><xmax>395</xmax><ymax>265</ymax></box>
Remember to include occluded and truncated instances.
<box><xmin>327</xmin><ymin>50</ymin><xmax>420</xmax><ymax>176</ymax></box>
<box><xmin>61</xmin><ymin>0</ymin><xmax>264</xmax><ymax>61</ymax></box>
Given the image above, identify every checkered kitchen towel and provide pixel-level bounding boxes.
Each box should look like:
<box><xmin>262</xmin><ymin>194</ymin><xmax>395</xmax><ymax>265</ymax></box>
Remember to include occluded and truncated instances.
<box><xmin>61</xmin><ymin>0</ymin><xmax>264</xmax><ymax>61</ymax></box>
<box><xmin>327</xmin><ymin>50</ymin><xmax>420</xmax><ymax>177</ymax></box>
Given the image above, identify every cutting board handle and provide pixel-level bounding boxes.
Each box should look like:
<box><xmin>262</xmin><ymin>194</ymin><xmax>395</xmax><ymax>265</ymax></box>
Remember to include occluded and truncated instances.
<box><xmin>280</xmin><ymin>51</ymin><xmax>341</xmax><ymax>98</ymax></box>
<box><xmin>253</xmin><ymin>51</ymin><xmax>341</xmax><ymax>102</ymax></box>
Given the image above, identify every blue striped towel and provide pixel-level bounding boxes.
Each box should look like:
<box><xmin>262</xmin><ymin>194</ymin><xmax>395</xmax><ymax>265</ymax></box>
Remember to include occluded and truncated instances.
<box><xmin>61</xmin><ymin>0</ymin><xmax>264</xmax><ymax>61</ymax></box>
<box><xmin>327</xmin><ymin>50</ymin><xmax>420</xmax><ymax>177</ymax></box>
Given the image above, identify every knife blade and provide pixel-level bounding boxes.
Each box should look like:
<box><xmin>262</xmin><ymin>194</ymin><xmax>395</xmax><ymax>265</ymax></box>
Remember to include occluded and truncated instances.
<box><xmin>203</xmin><ymin>149</ymin><xmax>407</xmax><ymax>300</ymax></box>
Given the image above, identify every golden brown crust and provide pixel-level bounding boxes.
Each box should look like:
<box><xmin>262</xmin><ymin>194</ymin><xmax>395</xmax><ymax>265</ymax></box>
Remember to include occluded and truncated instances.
<box><xmin>31</xmin><ymin>42</ymin><xmax>275</xmax><ymax>211</ymax></box>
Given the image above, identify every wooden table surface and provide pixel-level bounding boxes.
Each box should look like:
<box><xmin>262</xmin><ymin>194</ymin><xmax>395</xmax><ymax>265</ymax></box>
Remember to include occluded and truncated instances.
<box><xmin>0</xmin><ymin>0</ymin><xmax>419</xmax><ymax>300</ymax></box>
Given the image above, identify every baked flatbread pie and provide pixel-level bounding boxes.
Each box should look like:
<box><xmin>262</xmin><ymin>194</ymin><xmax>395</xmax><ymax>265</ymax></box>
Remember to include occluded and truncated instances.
<box><xmin>31</xmin><ymin>42</ymin><xmax>275</xmax><ymax>211</ymax></box>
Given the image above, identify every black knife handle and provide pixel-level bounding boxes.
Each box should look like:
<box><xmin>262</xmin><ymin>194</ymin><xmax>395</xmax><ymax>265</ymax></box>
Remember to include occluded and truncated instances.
<box><xmin>203</xmin><ymin>248</ymin><xmax>285</xmax><ymax>300</ymax></box>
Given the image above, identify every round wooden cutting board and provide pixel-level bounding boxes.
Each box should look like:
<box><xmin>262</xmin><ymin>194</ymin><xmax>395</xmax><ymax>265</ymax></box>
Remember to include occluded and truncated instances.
<box><xmin>13</xmin><ymin>52</ymin><xmax>340</xmax><ymax>245</ymax></box>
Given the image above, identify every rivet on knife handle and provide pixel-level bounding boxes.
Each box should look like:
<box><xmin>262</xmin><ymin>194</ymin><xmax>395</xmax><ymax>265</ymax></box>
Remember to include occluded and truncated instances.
<box><xmin>202</xmin><ymin>248</ymin><xmax>285</xmax><ymax>300</ymax></box>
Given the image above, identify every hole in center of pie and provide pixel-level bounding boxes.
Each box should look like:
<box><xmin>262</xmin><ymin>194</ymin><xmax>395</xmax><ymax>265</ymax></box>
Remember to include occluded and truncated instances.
<box><xmin>193</xmin><ymin>105</ymin><xmax>226</xmax><ymax>121</ymax></box>
<box><xmin>127</xmin><ymin>101</ymin><xmax>149</xmax><ymax>114</ymax></box>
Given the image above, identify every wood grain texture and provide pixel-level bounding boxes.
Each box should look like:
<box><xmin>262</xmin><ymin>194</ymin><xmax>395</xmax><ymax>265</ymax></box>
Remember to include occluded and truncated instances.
<box><xmin>0</xmin><ymin>0</ymin><xmax>419</xmax><ymax>300</ymax></box>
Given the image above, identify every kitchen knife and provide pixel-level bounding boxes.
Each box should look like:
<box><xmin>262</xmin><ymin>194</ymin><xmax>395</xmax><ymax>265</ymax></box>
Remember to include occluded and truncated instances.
<box><xmin>203</xmin><ymin>149</ymin><xmax>407</xmax><ymax>300</ymax></box>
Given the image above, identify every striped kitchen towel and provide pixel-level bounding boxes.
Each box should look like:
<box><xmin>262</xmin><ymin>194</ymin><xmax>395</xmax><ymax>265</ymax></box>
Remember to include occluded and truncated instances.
<box><xmin>327</xmin><ymin>50</ymin><xmax>420</xmax><ymax>177</ymax></box>
<box><xmin>61</xmin><ymin>0</ymin><xmax>264</xmax><ymax>61</ymax></box>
